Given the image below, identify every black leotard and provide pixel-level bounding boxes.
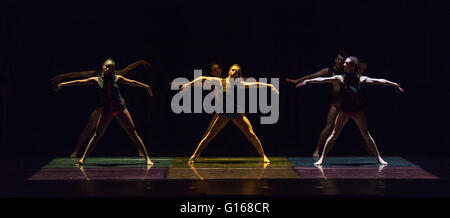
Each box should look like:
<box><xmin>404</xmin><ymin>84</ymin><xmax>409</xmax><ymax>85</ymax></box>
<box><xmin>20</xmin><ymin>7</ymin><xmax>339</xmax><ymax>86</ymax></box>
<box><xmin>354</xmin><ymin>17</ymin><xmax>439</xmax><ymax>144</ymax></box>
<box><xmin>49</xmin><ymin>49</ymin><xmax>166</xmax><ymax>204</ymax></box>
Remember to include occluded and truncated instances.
<box><xmin>97</xmin><ymin>74</ymin><xmax>126</xmax><ymax>115</ymax></box>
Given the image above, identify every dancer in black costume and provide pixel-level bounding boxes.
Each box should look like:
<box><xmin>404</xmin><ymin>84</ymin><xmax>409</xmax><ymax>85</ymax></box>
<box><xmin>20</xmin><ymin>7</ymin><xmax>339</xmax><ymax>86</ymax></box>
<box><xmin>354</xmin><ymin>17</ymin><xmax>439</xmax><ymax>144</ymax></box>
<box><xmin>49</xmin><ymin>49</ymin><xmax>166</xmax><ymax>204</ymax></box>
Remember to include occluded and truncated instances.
<box><xmin>286</xmin><ymin>51</ymin><xmax>349</xmax><ymax>157</ymax></box>
<box><xmin>51</xmin><ymin>59</ymin><xmax>151</xmax><ymax>157</ymax></box>
<box><xmin>297</xmin><ymin>56</ymin><xmax>404</xmax><ymax>165</ymax></box>
<box><xmin>55</xmin><ymin>59</ymin><xmax>154</xmax><ymax>166</ymax></box>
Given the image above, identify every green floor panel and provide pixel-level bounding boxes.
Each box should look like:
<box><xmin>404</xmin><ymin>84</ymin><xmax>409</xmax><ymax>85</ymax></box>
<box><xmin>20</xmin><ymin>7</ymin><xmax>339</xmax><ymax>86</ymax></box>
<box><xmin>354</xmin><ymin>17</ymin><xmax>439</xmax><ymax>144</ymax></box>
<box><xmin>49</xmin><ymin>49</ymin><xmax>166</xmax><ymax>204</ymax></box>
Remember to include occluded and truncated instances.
<box><xmin>42</xmin><ymin>157</ymin><xmax>173</xmax><ymax>168</ymax></box>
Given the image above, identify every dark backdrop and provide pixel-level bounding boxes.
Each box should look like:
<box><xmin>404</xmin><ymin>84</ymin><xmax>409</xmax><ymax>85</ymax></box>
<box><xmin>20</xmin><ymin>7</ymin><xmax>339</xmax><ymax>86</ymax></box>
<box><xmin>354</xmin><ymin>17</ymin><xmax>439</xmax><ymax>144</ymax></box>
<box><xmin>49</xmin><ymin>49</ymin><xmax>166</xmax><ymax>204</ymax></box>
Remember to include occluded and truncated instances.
<box><xmin>1</xmin><ymin>0</ymin><xmax>449</xmax><ymax>171</ymax></box>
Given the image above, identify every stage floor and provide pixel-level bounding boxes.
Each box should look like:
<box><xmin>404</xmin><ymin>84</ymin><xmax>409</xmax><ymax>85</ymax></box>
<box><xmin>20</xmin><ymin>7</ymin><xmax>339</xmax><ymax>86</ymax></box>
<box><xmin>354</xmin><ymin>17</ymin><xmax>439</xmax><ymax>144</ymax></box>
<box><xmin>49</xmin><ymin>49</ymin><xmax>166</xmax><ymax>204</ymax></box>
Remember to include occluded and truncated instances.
<box><xmin>6</xmin><ymin>156</ymin><xmax>450</xmax><ymax>197</ymax></box>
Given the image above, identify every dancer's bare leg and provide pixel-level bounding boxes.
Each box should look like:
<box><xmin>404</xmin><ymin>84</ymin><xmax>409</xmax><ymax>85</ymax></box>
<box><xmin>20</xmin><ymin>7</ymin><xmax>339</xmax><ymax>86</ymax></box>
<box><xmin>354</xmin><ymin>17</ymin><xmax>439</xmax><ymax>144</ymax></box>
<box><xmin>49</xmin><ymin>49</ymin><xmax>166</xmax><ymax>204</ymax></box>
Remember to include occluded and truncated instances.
<box><xmin>231</xmin><ymin>114</ymin><xmax>270</xmax><ymax>163</ymax></box>
<box><xmin>315</xmin><ymin>111</ymin><xmax>349</xmax><ymax>165</ymax></box>
<box><xmin>76</xmin><ymin>112</ymin><xmax>113</xmax><ymax>166</ymax></box>
<box><xmin>188</xmin><ymin>115</ymin><xmax>230</xmax><ymax>163</ymax></box>
<box><xmin>202</xmin><ymin>113</ymin><xmax>219</xmax><ymax>138</ymax></box>
<box><xmin>70</xmin><ymin>106</ymin><xmax>103</xmax><ymax>158</ymax></box>
<box><xmin>352</xmin><ymin>112</ymin><xmax>388</xmax><ymax>165</ymax></box>
<box><xmin>116</xmin><ymin>109</ymin><xmax>153</xmax><ymax>165</ymax></box>
<box><xmin>313</xmin><ymin>105</ymin><xmax>339</xmax><ymax>158</ymax></box>
<box><xmin>362</xmin><ymin>139</ymin><xmax>377</xmax><ymax>156</ymax></box>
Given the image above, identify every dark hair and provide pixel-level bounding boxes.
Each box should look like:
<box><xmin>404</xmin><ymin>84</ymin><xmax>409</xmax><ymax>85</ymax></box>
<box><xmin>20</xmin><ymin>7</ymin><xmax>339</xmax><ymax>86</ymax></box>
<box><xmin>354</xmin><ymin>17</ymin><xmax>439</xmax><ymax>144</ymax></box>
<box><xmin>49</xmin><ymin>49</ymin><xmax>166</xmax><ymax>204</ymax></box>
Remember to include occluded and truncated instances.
<box><xmin>208</xmin><ymin>61</ymin><xmax>223</xmax><ymax>78</ymax></box>
<box><xmin>356</xmin><ymin>57</ymin><xmax>367</xmax><ymax>75</ymax></box>
<box><xmin>103</xmin><ymin>58</ymin><xmax>115</xmax><ymax>66</ymax></box>
<box><xmin>209</xmin><ymin>61</ymin><xmax>222</xmax><ymax>69</ymax></box>
<box><xmin>102</xmin><ymin>58</ymin><xmax>116</xmax><ymax>78</ymax></box>
<box><xmin>331</xmin><ymin>51</ymin><xmax>350</xmax><ymax>69</ymax></box>
<box><xmin>347</xmin><ymin>56</ymin><xmax>359</xmax><ymax>65</ymax></box>
<box><xmin>337</xmin><ymin>50</ymin><xmax>350</xmax><ymax>59</ymax></box>
<box><xmin>346</xmin><ymin>56</ymin><xmax>360</xmax><ymax>74</ymax></box>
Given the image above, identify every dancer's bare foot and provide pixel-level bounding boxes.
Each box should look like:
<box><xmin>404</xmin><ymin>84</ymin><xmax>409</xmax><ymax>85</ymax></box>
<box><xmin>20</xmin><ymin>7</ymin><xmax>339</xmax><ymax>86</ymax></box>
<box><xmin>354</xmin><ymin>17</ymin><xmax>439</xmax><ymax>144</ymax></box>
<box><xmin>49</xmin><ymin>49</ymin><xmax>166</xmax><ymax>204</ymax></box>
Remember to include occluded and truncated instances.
<box><xmin>147</xmin><ymin>159</ymin><xmax>154</xmax><ymax>166</ymax></box>
<box><xmin>188</xmin><ymin>154</ymin><xmax>198</xmax><ymax>164</ymax></box>
<box><xmin>314</xmin><ymin>157</ymin><xmax>324</xmax><ymax>166</ymax></box>
<box><xmin>138</xmin><ymin>151</ymin><xmax>145</xmax><ymax>157</ymax></box>
<box><xmin>378</xmin><ymin>157</ymin><xmax>388</xmax><ymax>165</ymax></box>
<box><xmin>312</xmin><ymin>151</ymin><xmax>320</xmax><ymax>158</ymax></box>
<box><xmin>69</xmin><ymin>152</ymin><xmax>78</xmax><ymax>158</ymax></box>
<box><xmin>75</xmin><ymin>160</ymin><xmax>84</xmax><ymax>167</ymax></box>
<box><xmin>263</xmin><ymin>155</ymin><xmax>270</xmax><ymax>163</ymax></box>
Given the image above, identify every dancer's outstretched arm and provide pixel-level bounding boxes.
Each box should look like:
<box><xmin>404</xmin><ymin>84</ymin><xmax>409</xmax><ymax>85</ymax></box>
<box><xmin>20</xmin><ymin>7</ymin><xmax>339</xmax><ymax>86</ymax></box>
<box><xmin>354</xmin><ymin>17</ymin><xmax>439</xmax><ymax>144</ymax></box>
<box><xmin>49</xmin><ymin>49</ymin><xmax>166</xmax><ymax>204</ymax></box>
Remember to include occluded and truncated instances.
<box><xmin>242</xmin><ymin>81</ymin><xmax>280</xmax><ymax>94</ymax></box>
<box><xmin>51</xmin><ymin>59</ymin><xmax>150</xmax><ymax>85</ymax></box>
<box><xmin>117</xmin><ymin>75</ymin><xmax>153</xmax><ymax>96</ymax></box>
<box><xmin>55</xmin><ymin>77</ymin><xmax>98</xmax><ymax>91</ymax></box>
<box><xmin>285</xmin><ymin>68</ymin><xmax>329</xmax><ymax>84</ymax></box>
<box><xmin>51</xmin><ymin>70</ymin><xmax>97</xmax><ymax>85</ymax></box>
<box><xmin>116</xmin><ymin>59</ymin><xmax>151</xmax><ymax>76</ymax></box>
<box><xmin>296</xmin><ymin>75</ymin><xmax>343</xmax><ymax>87</ymax></box>
<box><xmin>179</xmin><ymin>76</ymin><xmax>220</xmax><ymax>91</ymax></box>
<box><xmin>360</xmin><ymin>76</ymin><xmax>404</xmax><ymax>92</ymax></box>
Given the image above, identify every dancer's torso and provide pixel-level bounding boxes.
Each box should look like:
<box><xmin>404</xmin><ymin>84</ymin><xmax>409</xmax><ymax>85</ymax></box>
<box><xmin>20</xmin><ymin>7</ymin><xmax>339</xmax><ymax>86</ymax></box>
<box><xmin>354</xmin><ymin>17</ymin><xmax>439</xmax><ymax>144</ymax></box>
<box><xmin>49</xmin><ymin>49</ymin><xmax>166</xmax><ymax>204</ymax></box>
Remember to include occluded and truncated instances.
<box><xmin>215</xmin><ymin>78</ymin><xmax>244</xmax><ymax>116</ymax></box>
<box><xmin>97</xmin><ymin>75</ymin><xmax>126</xmax><ymax>114</ymax></box>
<box><xmin>327</xmin><ymin>67</ymin><xmax>343</xmax><ymax>105</ymax></box>
<box><xmin>340</xmin><ymin>73</ymin><xmax>363</xmax><ymax>112</ymax></box>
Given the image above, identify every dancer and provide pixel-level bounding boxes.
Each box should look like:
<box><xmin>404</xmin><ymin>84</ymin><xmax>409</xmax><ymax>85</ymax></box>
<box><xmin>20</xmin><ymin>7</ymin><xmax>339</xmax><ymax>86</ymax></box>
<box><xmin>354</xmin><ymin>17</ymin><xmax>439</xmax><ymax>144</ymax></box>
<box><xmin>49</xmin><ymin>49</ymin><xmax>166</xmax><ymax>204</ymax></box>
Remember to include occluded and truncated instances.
<box><xmin>297</xmin><ymin>56</ymin><xmax>404</xmax><ymax>165</ymax></box>
<box><xmin>51</xmin><ymin>59</ymin><xmax>151</xmax><ymax>157</ymax></box>
<box><xmin>201</xmin><ymin>62</ymin><xmax>223</xmax><ymax>138</ymax></box>
<box><xmin>356</xmin><ymin>58</ymin><xmax>376</xmax><ymax>155</ymax></box>
<box><xmin>55</xmin><ymin>59</ymin><xmax>153</xmax><ymax>166</ymax></box>
<box><xmin>188</xmin><ymin>161</ymin><xmax>269</xmax><ymax>180</ymax></box>
<box><xmin>179</xmin><ymin>64</ymin><xmax>279</xmax><ymax>164</ymax></box>
<box><xmin>286</xmin><ymin>51</ymin><xmax>348</xmax><ymax>157</ymax></box>
<box><xmin>170</xmin><ymin>61</ymin><xmax>223</xmax><ymax>138</ymax></box>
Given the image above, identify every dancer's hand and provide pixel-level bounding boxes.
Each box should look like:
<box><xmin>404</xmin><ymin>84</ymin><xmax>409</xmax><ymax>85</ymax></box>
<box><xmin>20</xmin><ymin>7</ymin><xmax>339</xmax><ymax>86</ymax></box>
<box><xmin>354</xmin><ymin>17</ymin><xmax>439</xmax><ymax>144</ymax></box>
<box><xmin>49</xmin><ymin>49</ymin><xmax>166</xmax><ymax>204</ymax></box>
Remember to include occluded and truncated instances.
<box><xmin>295</xmin><ymin>80</ymin><xmax>308</xmax><ymax>88</ymax></box>
<box><xmin>140</xmin><ymin>60</ymin><xmax>151</xmax><ymax>70</ymax></box>
<box><xmin>147</xmin><ymin>87</ymin><xmax>153</xmax><ymax>96</ymax></box>
<box><xmin>50</xmin><ymin>75</ymin><xmax>62</xmax><ymax>86</ymax></box>
<box><xmin>395</xmin><ymin>84</ymin><xmax>404</xmax><ymax>93</ymax></box>
<box><xmin>270</xmin><ymin>85</ymin><xmax>280</xmax><ymax>95</ymax></box>
<box><xmin>179</xmin><ymin>84</ymin><xmax>188</xmax><ymax>91</ymax></box>
<box><xmin>53</xmin><ymin>83</ymin><xmax>62</xmax><ymax>92</ymax></box>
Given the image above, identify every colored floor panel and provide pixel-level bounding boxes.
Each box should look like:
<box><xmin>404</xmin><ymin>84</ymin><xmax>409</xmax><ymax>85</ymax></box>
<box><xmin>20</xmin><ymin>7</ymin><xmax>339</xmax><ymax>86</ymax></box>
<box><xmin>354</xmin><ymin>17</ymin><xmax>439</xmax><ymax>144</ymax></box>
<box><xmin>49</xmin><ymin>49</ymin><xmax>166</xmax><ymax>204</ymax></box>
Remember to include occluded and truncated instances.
<box><xmin>287</xmin><ymin>156</ymin><xmax>418</xmax><ymax>167</ymax></box>
<box><xmin>28</xmin><ymin>167</ymin><xmax>168</xmax><ymax>181</ymax></box>
<box><xmin>166</xmin><ymin>167</ymin><xmax>300</xmax><ymax>180</ymax></box>
<box><xmin>170</xmin><ymin>157</ymin><xmax>293</xmax><ymax>168</ymax></box>
<box><xmin>294</xmin><ymin>166</ymin><xmax>438</xmax><ymax>179</ymax></box>
<box><xmin>42</xmin><ymin>157</ymin><xmax>173</xmax><ymax>168</ymax></box>
<box><xmin>27</xmin><ymin>156</ymin><xmax>439</xmax><ymax>181</ymax></box>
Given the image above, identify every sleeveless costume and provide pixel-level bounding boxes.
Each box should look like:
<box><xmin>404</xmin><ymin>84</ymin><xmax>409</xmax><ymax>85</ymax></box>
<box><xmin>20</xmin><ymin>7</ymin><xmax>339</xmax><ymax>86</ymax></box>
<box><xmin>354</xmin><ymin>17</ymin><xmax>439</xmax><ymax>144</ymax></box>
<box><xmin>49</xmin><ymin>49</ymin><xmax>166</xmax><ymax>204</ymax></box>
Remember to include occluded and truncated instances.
<box><xmin>217</xmin><ymin>79</ymin><xmax>244</xmax><ymax>119</ymax></box>
<box><xmin>97</xmin><ymin>74</ymin><xmax>126</xmax><ymax>115</ymax></box>
<box><xmin>340</xmin><ymin>72</ymin><xmax>363</xmax><ymax>117</ymax></box>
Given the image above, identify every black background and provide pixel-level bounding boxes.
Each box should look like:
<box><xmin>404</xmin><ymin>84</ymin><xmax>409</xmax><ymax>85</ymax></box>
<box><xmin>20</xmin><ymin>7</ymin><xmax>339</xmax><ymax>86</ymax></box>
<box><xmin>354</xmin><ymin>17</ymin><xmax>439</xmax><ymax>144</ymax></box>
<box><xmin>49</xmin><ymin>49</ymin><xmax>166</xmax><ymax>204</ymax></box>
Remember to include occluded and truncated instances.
<box><xmin>1</xmin><ymin>0</ymin><xmax>449</xmax><ymax>172</ymax></box>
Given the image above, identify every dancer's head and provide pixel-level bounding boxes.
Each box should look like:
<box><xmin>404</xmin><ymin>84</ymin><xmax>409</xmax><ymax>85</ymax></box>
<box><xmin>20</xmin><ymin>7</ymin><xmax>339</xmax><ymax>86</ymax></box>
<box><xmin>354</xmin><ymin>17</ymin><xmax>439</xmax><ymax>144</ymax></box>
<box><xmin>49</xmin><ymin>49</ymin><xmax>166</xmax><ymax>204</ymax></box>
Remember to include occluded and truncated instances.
<box><xmin>227</xmin><ymin>64</ymin><xmax>242</xmax><ymax>78</ymax></box>
<box><xmin>209</xmin><ymin>62</ymin><xmax>223</xmax><ymax>78</ymax></box>
<box><xmin>334</xmin><ymin>51</ymin><xmax>349</xmax><ymax>70</ymax></box>
<box><xmin>343</xmin><ymin>56</ymin><xmax>359</xmax><ymax>74</ymax></box>
<box><xmin>102</xmin><ymin>58</ymin><xmax>116</xmax><ymax>77</ymax></box>
<box><xmin>357</xmin><ymin>58</ymin><xmax>367</xmax><ymax>75</ymax></box>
